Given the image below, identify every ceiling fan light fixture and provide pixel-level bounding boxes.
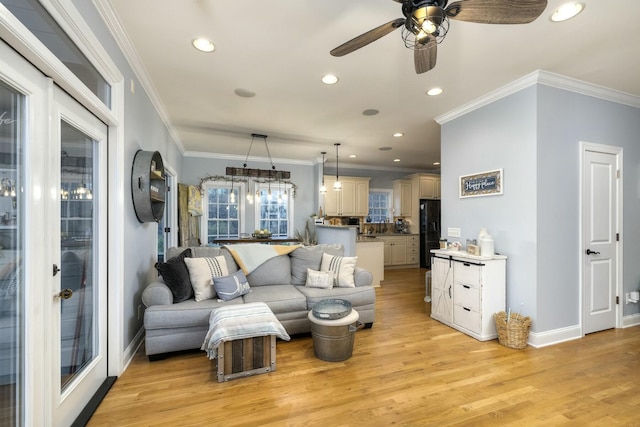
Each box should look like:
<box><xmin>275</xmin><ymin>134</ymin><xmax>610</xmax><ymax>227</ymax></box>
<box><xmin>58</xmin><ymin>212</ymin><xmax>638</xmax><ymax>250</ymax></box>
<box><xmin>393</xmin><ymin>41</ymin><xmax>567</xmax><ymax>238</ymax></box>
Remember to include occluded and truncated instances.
<box><xmin>192</xmin><ymin>37</ymin><xmax>215</xmax><ymax>52</ymax></box>
<box><xmin>551</xmin><ymin>2</ymin><xmax>584</xmax><ymax>22</ymax></box>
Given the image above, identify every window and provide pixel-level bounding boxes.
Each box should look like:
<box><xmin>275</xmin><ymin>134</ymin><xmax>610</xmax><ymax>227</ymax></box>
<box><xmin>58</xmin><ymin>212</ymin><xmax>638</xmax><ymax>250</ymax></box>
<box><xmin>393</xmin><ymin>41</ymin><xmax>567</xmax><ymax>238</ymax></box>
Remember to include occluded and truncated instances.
<box><xmin>255</xmin><ymin>183</ymin><xmax>293</xmax><ymax>237</ymax></box>
<box><xmin>203</xmin><ymin>182</ymin><xmax>243</xmax><ymax>244</ymax></box>
<box><xmin>368</xmin><ymin>189</ymin><xmax>392</xmax><ymax>223</ymax></box>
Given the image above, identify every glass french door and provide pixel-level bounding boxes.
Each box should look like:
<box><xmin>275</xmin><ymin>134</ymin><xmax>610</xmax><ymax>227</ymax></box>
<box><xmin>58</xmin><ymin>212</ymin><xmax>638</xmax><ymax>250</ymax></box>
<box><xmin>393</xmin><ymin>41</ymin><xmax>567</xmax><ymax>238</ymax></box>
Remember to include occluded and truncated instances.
<box><xmin>0</xmin><ymin>40</ymin><xmax>108</xmax><ymax>425</ymax></box>
<box><xmin>52</xmin><ymin>88</ymin><xmax>108</xmax><ymax>426</ymax></box>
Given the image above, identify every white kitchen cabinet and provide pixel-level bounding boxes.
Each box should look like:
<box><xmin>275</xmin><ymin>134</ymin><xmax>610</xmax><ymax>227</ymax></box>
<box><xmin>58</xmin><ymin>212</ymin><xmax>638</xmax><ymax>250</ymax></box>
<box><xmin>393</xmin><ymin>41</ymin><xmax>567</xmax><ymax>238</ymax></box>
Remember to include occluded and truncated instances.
<box><xmin>430</xmin><ymin>250</ymin><xmax>506</xmax><ymax>341</ymax></box>
<box><xmin>393</xmin><ymin>179</ymin><xmax>412</xmax><ymax>217</ymax></box>
<box><xmin>322</xmin><ymin>176</ymin><xmax>369</xmax><ymax>216</ymax></box>
<box><xmin>378</xmin><ymin>235</ymin><xmax>418</xmax><ymax>267</ymax></box>
<box><xmin>419</xmin><ymin>175</ymin><xmax>438</xmax><ymax>199</ymax></box>
<box><xmin>356</xmin><ymin>241</ymin><xmax>384</xmax><ymax>287</ymax></box>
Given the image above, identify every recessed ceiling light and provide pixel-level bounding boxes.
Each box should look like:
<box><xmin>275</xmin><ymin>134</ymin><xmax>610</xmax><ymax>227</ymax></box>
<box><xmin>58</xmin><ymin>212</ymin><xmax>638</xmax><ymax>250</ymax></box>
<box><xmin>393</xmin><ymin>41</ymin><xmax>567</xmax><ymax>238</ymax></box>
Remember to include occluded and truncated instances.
<box><xmin>321</xmin><ymin>74</ymin><xmax>339</xmax><ymax>85</ymax></box>
<box><xmin>234</xmin><ymin>88</ymin><xmax>256</xmax><ymax>98</ymax></box>
<box><xmin>349</xmin><ymin>154</ymin><xmax>356</xmax><ymax>158</ymax></box>
<box><xmin>550</xmin><ymin>2</ymin><xmax>584</xmax><ymax>22</ymax></box>
<box><xmin>192</xmin><ymin>37</ymin><xmax>215</xmax><ymax>52</ymax></box>
<box><xmin>427</xmin><ymin>87</ymin><xmax>443</xmax><ymax>96</ymax></box>
<box><xmin>393</xmin><ymin>132</ymin><xmax>404</xmax><ymax>137</ymax></box>
<box><xmin>379</xmin><ymin>146</ymin><xmax>392</xmax><ymax>151</ymax></box>
<box><xmin>393</xmin><ymin>159</ymin><xmax>401</xmax><ymax>163</ymax></box>
<box><xmin>433</xmin><ymin>162</ymin><xmax>441</xmax><ymax>166</ymax></box>
<box><xmin>362</xmin><ymin>109</ymin><xmax>380</xmax><ymax>116</ymax></box>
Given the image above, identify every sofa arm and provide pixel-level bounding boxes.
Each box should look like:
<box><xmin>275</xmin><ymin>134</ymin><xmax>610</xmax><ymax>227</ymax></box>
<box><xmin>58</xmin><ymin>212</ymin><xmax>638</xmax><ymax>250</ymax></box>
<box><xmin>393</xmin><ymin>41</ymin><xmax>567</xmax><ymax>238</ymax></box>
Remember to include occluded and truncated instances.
<box><xmin>354</xmin><ymin>267</ymin><xmax>373</xmax><ymax>287</ymax></box>
<box><xmin>141</xmin><ymin>279</ymin><xmax>174</xmax><ymax>307</ymax></box>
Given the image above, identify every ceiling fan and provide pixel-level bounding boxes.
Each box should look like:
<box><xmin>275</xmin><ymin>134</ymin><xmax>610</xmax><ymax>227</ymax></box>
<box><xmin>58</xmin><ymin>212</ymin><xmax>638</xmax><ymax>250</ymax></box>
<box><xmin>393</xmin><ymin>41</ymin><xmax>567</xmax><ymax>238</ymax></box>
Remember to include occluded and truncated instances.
<box><xmin>330</xmin><ymin>0</ymin><xmax>548</xmax><ymax>74</ymax></box>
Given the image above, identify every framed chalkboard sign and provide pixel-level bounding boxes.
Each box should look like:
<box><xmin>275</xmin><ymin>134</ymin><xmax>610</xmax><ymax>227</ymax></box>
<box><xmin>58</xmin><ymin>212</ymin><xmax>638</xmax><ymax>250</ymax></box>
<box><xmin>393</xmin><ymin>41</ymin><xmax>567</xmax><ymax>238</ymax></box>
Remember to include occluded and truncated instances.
<box><xmin>459</xmin><ymin>169</ymin><xmax>503</xmax><ymax>198</ymax></box>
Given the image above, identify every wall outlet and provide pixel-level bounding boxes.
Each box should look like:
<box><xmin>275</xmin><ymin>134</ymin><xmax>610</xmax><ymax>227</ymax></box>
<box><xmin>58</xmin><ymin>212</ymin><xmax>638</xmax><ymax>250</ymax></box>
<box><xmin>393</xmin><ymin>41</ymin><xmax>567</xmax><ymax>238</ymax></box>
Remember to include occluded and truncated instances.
<box><xmin>448</xmin><ymin>227</ymin><xmax>461</xmax><ymax>238</ymax></box>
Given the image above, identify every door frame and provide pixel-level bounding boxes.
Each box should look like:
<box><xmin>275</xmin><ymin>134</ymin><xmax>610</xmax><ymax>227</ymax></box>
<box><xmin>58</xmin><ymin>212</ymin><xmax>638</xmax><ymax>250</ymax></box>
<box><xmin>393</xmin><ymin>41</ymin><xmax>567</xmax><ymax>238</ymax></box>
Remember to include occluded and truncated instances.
<box><xmin>579</xmin><ymin>141</ymin><xmax>623</xmax><ymax>334</ymax></box>
<box><xmin>0</xmin><ymin>0</ymin><xmax>127</xmax><ymax>420</ymax></box>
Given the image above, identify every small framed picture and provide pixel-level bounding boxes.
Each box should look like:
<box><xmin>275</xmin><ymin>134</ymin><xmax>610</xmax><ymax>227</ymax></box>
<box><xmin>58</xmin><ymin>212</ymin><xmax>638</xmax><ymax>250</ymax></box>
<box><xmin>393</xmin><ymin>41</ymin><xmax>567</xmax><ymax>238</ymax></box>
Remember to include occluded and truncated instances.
<box><xmin>459</xmin><ymin>169</ymin><xmax>503</xmax><ymax>198</ymax></box>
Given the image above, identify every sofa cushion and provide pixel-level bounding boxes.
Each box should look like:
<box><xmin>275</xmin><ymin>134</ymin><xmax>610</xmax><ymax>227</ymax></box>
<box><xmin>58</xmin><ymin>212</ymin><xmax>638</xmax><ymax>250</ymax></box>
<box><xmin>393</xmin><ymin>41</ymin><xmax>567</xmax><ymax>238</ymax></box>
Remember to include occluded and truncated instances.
<box><xmin>155</xmin><ymin>248</ymin><xmax>193</xmax><ymax>303</ymax></box>
<box><xmin>295</xmin><ymin>285</ymin><xmax>376</xmax><ymax>309</ymax></box>
<box><xmin>242</xmin><ymin>285</ymin><xmax>307</xmax><ymax>314</ymax></box>
<box><xmin>320</xmin><ymin>253</ymin><xmax>358</xmax><ymax>288</ymax></box>
<box><xmin>213</xmin><ymin>270</ymin><xmax>251</xmax><ymax>301</ymax></box>
<box><xmin>144</xmin><ymin>297</ymin><xmax>244</xmax><ymax>330</ymax></box>
<box><xmin>184</xmin><ymin>256</ymin><xmax>229</xmax><ymax>302</ymax></box>
<box><xmin>289</xmin><ymin>244</ymin><xmax>344</xmax><ymax>285</ymax></box>
<box><xmin>246</xmin><ymin>255</ymin><xmax>291</xmax><ymax>286</ymax></box>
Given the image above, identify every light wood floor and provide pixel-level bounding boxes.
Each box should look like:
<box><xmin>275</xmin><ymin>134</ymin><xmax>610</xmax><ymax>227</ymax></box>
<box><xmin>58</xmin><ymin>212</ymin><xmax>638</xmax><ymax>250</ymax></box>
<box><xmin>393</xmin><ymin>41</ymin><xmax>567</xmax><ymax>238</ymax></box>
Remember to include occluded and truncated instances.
<box><xmin>89</xmin><ymin>268</ymin><xmax>640</xmax><ymax>426</ymax></box>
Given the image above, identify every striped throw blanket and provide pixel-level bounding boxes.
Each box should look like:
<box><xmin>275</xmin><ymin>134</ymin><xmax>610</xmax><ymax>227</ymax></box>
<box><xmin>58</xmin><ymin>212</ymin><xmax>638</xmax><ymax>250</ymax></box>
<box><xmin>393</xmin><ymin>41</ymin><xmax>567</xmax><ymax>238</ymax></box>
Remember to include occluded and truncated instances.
<box><xmin>201</xmin><ymin>302</ymin><xmax>290</xmax><ymax>360</ymax></box>
<box><xmin>224</xmin><ymin>243</ymin><xmax>300</xmax><ymax>275</ymax></box>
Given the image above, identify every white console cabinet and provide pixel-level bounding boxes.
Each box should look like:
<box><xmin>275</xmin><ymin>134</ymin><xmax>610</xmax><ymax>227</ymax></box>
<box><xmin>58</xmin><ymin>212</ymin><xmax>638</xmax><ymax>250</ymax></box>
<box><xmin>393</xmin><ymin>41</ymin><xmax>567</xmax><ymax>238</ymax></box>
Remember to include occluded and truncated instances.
<box><xmin>430</xmin><ymin>250</ymin><xmax>506</xmax><ymax>341</ymax></box>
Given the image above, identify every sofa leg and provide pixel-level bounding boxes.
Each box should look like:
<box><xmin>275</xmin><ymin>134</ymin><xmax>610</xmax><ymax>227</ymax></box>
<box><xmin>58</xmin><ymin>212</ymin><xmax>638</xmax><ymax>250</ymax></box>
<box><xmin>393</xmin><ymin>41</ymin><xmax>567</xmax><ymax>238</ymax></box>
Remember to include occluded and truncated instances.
<box><xmin>364</xmin><ymin>322</ymin><xmax>373</xmax><ymax>329</ymax></box>
<box><xmin>148</xmin><ymin>353</ymin><xmax>168</xmax><ymax>362</ymax></box>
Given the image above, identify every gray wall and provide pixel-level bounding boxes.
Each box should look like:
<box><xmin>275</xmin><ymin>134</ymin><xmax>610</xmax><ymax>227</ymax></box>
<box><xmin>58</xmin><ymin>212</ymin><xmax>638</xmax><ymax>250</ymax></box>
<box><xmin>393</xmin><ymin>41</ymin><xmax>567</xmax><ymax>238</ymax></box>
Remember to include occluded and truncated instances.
<box><xmin>441</xmin><ymin>82</ymin><xmax>640</xmax><ymax>334</ymax></box>
<box><xmin>73</xmin><ymin>0</ymin><xmax>183</xmax><ymax>349</ymax></box>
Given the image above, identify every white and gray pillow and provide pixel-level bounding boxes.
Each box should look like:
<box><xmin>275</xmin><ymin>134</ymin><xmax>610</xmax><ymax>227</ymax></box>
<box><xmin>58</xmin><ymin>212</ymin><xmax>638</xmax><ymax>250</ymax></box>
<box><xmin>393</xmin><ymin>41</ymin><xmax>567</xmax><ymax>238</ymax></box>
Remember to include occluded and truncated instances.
<box><xmin>305</xmin><ymin>268</ymin><xmax>334</xmax><ymax>289</ymax></box>
<box><xmin>184</xmin><ymin>256</ymin><xmax>229</xmax><ymax>302</ymax></box>
<box><xmin>320</xmin><ymin>253</ymin><xmax>358</xmax><ymax>288</ymax></box>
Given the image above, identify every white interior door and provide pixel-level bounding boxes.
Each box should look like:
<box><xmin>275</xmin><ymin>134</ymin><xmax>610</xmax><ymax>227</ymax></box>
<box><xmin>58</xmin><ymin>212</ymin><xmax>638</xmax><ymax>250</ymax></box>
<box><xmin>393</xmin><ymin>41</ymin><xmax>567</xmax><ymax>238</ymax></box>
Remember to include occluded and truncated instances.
<box><xmin>51</xmin><ymin>87</ymin><xmax>108</xmax><ymax>426</ymax></box>
<box><xmin>582</xmin><ymin>145</ymin><xmax>620</xmax><ymax>334</ymax></box>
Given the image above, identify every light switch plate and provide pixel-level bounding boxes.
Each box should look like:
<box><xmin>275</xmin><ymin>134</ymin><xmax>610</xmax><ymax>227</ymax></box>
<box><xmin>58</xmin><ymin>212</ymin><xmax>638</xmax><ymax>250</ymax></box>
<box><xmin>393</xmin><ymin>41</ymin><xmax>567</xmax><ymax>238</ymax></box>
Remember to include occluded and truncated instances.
<box><xmin>448</xmin><ymin>227</ymin><xmax>461</xmax><ymax>238</ymax></box>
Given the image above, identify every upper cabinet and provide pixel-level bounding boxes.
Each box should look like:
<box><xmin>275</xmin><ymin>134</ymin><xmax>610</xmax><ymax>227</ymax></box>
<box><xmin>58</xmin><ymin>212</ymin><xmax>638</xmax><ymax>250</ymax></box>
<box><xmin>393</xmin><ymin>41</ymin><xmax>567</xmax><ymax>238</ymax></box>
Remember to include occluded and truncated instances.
<box><xmin>393</xmin><ymin>179</ymin><xmax>412</xmax><ymax>217</ymax></box>
<box><xmin>419</xmin><ymin>174</ymin><xmax>441</xmax><ymax>200</ymax></box>
<box><xmin>131</xmin><ymin>150</ymin><xmax>165</xmax><ymax>223</ymax></box>
<box><xmin>323</xmin><ymin>176</ymin><xmax>370</xmax><ymax>217</ymax></box>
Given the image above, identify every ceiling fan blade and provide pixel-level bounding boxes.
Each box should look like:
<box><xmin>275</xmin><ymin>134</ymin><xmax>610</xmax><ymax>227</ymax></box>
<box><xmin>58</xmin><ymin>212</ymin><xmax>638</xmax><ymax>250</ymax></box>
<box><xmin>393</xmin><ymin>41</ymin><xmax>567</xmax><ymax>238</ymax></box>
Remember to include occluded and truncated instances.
<box><xmin>330</xmin><ymin>18</ymin><xmax>405</xmax><ymax>57</ymax></box>
<box><xmin>414</xmin><ymin>39</ymin><xmax>437</xmax><ymax>74</ymax></box>
<box><xmin>445</xmin><ymin>0</ymin><xmax>547</xmax><ymax>24</ymax></box>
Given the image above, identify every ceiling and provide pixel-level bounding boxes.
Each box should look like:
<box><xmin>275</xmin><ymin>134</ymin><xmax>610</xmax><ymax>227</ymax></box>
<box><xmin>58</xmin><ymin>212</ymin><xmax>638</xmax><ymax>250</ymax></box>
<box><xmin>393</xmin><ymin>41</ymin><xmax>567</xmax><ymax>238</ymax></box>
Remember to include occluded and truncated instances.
<box><xmin>104</xmin><ymin>0</ymin><xmax>640</xmax><ymax>171</ymax></box>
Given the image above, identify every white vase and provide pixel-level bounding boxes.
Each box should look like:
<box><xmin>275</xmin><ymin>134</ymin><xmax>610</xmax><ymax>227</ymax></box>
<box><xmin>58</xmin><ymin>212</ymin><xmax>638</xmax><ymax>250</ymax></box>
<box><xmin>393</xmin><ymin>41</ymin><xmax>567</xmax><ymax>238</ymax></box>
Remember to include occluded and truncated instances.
<box><xmin>480</xmin><ymin>235</ymin><xmax>495</xmax><ymax>256</ymax></box>
<box><xmin>477</xmin><ymin>227</ymin><xmax>489</xmax><ymax>244</ymax></box>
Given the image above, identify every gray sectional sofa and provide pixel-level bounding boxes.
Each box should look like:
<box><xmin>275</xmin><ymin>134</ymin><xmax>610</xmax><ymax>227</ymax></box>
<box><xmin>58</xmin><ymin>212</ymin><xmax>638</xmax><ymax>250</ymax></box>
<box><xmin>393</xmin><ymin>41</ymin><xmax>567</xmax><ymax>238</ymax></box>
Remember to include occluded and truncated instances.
<box><xmin>142</xmin><ymin>244</ymin><xmax>376</xmax><ymax>359</ymax></box>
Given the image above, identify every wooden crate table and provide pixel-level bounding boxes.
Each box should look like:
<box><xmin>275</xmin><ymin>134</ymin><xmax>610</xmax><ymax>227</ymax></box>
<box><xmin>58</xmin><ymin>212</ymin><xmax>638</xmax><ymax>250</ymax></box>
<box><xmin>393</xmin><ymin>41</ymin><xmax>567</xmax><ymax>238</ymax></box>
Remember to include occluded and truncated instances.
<box><xmin>201</xmin><ymin>302</ymin><xmax>290</xmax><ymax>382</ymax></box>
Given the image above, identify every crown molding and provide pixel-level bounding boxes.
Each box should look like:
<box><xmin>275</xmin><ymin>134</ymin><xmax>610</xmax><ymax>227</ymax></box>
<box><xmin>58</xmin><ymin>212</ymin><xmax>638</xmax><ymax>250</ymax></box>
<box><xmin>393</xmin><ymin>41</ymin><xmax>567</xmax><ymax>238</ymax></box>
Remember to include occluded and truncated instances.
<box><xmin>436</xmin><ymin>70</ymin><xmax>640</xmax><ymax>124</ymax></box>
<box><xmin>92</xmin><ymin>0</ymin><xmax>184</xmax><ymax>153</ymax></box>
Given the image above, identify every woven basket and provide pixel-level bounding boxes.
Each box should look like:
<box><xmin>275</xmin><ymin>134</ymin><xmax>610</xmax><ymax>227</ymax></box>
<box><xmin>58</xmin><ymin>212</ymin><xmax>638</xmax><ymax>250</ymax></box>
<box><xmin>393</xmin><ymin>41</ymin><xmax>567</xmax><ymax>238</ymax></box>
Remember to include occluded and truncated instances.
<box><xmin>494</xmin><ymin>311</ymin><xmax>531</xmax><ymax>349</ymax></box>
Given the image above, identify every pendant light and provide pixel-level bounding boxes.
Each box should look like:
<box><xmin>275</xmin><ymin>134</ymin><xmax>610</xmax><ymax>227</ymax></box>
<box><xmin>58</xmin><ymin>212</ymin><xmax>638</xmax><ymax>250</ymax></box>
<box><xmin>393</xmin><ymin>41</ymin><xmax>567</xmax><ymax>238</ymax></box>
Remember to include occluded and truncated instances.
<box><xmin>333</xmin><ymin>143</ymin><xmax>342</xmax><ymax>191</ymax></box>
<box><xmin>319</xmin><ymin>151</ymin><xmax>327</xmax><ymax>194</ymax></box>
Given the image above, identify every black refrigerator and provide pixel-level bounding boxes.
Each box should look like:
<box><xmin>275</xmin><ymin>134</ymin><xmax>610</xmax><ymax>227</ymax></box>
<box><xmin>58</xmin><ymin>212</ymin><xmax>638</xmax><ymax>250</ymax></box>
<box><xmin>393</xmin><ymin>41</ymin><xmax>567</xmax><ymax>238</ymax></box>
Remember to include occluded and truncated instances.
<box><xmin>419</xmin><ymin>199</ymin><xmax>441</xmax><ymax>268</ymax></box>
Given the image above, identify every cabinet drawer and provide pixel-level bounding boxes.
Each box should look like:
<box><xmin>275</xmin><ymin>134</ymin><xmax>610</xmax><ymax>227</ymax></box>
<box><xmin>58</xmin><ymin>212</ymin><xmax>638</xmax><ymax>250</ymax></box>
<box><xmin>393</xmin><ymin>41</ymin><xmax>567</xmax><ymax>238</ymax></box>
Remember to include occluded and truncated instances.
<box><xmin>454</xmin><ymin>283</ymin><xmax>480</xmax><ymax>311</ymax></box>
<box><xmin>454</xmin><ymin>304</ymin><xmax>481</xmax><ymax>334</ymax></box>
<box><xmin>407</xmin><ymin>255</ymin><xmax>418</xmax><ymax>264</ymax></box>
<box><xmin>453</xmin><ymin>262</ymin><xmax>481</xmax><ymax>286</ymax></box>
<box><xmin>407</xmin><ymin>246</ymin><xmax>418</xmax><ymax>255</ymax></box>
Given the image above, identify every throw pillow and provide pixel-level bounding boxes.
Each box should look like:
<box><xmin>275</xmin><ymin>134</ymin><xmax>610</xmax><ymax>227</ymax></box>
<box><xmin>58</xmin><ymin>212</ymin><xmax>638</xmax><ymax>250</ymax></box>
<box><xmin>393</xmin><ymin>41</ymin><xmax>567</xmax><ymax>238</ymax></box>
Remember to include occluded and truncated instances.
<box><xmin>320</xmin><ymin>253</ymin><xmax>358</xmax><ymax>288</ymax></box>
<box><xmin>154</xmin><ymin>248</ymin><xmax>193</xmax><ymax>303</ymax></box>
<box><xmin>289</xmin><ymin>244</ymin><xmax>344</xmax><ymax>285</ymax></box>
<box><xmin>184</xmin><ymin>256</ymin><xmax>229</xmax><ymax>302</ymax></box>
<box><xmin>213</xmin><ymin>270</ymin><xmax>251</xmax><ymax>301</ymax></box>
<box><xmin>305</xmin><ymin>268</ymin><xmax>334</xmax><ymax>289</ymax></box>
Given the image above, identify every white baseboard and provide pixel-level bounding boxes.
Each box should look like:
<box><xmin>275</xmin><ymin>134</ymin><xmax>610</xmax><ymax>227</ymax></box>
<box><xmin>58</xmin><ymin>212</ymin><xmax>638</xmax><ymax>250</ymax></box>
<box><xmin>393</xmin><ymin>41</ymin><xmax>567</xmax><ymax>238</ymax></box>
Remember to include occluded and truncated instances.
<box><xmin>122</xmin><ymin>327</ymin><xmax>145</xmax><ymax>372</ymax></box>
<box><xmin>527</xmin><ymin>325</ymin><xmax>582</xmax><ymax>348</ymax></box>
<box><xmin>622</xmin><ymin>313</ymin><xmax>640</xmax><ymax>328</ymax></box>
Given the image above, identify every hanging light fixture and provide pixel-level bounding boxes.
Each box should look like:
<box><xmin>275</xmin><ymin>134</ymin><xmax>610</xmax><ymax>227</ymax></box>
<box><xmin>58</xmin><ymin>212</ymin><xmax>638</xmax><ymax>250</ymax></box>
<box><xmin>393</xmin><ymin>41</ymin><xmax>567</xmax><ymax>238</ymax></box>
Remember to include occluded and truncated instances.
<box><xmin>319</xmin><ymin>151</ymin><xmax>327</xmax><ymax>194</ymax></box>
<box><xmin>229</xmin><ymin>174</ymin><xmax>236</xmax><ymax>203</ymax></box>
<box><xmin>333</xmin><ymin>143</ymin><xmax>342</xmax><ymax>192</ymax></box>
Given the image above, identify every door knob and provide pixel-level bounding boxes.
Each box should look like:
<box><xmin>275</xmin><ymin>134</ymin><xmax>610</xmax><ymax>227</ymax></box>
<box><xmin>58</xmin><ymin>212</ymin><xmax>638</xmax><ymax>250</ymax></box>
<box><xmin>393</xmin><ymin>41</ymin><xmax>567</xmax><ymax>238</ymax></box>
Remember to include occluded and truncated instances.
<box><xmin>585</xmin><ymin>249</ymin><xmax>600</xmax><ymax>255</ymax></box>
<box><xmin>55</xmin><ymin>288</ymin><xmax>74</xmax><ymax>300</ymax></box>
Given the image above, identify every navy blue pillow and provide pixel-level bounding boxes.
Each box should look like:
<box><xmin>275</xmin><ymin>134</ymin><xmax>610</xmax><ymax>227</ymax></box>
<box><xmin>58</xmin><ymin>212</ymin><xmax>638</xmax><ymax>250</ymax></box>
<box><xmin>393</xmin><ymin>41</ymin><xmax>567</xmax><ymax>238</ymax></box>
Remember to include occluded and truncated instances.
<box><xmin>155</xmin><ymin>249</ymin><xmax>193</xmax><ymax>302</ymax></box>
